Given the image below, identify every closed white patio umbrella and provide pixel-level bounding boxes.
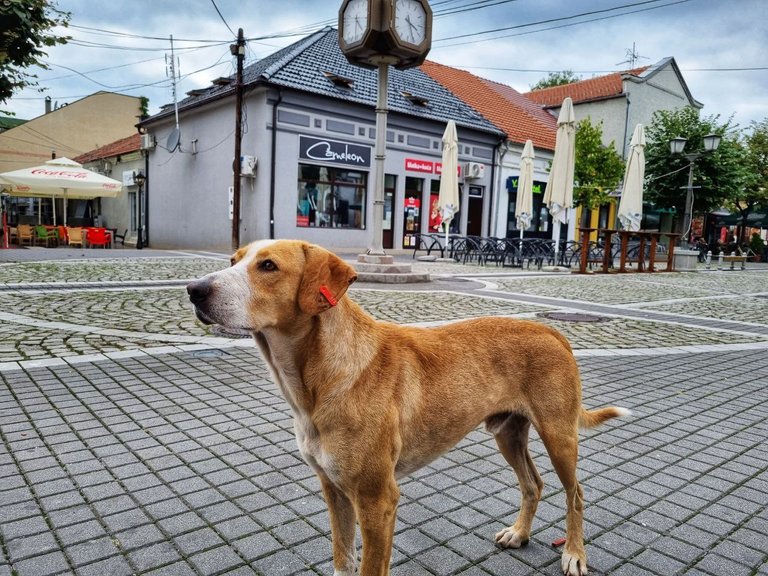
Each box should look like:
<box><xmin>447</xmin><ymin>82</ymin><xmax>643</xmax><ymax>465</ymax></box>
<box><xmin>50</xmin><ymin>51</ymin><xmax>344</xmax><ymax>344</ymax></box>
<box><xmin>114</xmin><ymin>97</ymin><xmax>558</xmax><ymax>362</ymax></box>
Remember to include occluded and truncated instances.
<box><xmin>515</xmin><ymin>139</ymin><xmax>535</xmax><ymax>245</ymax></box>
<box><xmin>437</xmin><ymin>120</ymin><xmax>460</xmax><ymax>245</ymax></box>
<box><xmin>618</xmin><ymin>123</ymin><xmax>646</xmax><ymax>232</ymax></box>
<box><xmin>543</xmin><ymin>97</ymin><xmax>576</xmax><ymax>264</ymax></box>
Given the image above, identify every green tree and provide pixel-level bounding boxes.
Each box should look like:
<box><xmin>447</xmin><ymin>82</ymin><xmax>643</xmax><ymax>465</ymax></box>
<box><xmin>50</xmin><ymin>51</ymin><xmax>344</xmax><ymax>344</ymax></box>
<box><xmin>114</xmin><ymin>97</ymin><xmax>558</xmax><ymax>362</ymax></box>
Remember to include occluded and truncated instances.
<box><xmin>573</xmin><ymin>118</ymin><xmax>625</xmax><ymax>226</ymax></box>
<box><xmin>737</xmin><ymin>119</ymin><xmax>768</xmax><ymax>227</ymax></box>
<box><xmin>529</xmin><ymin>70</ymin><xmax>581</xmax><ymax>91</ymax></box>
<box><xmin>0</xmin><ymin>0</ymin><xmax>70</xmax><ymax>111</ymax></box>
<box><xmin>644</xmin><ymin>106</ymin><xmax>749</xmax><ymax>235</ymax></box>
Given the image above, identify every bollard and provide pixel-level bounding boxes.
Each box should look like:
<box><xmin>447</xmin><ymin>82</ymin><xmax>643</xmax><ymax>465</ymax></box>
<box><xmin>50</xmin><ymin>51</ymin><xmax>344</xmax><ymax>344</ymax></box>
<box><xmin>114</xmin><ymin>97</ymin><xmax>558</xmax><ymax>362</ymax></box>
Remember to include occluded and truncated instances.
<box><xmin>717</xmin><ymin>252</ymin><xmax>724</xmax><ymax>271</ymax></box>
<box><xmin>706</xmin><ymin>250</ymin><xmax>712</xmax><ymax>270</ymax></box>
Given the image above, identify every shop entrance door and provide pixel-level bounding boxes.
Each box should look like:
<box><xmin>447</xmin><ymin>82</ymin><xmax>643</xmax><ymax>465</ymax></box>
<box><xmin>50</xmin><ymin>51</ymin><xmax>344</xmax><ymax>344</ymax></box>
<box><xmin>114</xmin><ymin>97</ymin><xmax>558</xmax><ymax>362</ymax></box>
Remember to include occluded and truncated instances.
<box><xmin>383</xmin><ymin>174</ymin><xmax>395</xmax><ymax>249</ymax></box>
<box><xmin>403</xmin><ymin>177</ymin><xmax>423</xmax><ymax>248</ymax></box>
<box><xmin>467</xmin><ymin>185</ymin><xmax>483</xmax><ymax>236</ymax></box>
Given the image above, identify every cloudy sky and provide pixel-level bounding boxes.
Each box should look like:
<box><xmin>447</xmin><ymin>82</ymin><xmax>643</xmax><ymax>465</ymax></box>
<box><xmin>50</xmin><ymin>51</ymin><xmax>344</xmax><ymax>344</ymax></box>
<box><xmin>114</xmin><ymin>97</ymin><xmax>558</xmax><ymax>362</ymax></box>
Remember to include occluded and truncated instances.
<box><xmin>5</xmin><ymin>0</ymin><xmax>767</xmax><ymax>132</ymax></box>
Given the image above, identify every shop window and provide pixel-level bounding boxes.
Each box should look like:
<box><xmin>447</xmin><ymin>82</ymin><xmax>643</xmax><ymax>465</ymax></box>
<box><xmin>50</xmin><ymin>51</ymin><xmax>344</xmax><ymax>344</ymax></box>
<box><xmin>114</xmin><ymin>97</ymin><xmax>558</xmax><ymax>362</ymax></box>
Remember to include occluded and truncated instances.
<box><xmin>297</xmin><ymin>164</ymin><xmax>367</xmax><ymax>229</ymax></box>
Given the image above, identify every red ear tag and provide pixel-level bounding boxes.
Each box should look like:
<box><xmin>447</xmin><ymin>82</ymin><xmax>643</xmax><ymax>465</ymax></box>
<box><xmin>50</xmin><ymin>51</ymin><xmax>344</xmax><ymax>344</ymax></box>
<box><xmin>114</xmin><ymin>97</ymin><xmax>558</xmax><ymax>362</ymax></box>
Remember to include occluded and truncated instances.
<box><xmin>319</xmin><ymin>285</ymin><xmax>338</xmax><ymax>307</ymax></box>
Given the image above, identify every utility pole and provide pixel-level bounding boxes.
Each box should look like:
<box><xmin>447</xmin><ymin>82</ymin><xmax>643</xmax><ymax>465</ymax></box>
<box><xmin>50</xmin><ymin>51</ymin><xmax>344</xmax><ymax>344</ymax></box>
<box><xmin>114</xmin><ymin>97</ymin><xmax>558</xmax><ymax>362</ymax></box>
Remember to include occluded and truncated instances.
<box><xmin>231</xmin><ymin>28</ymin><xmax>245</xmax><ymax>250</ymax></box>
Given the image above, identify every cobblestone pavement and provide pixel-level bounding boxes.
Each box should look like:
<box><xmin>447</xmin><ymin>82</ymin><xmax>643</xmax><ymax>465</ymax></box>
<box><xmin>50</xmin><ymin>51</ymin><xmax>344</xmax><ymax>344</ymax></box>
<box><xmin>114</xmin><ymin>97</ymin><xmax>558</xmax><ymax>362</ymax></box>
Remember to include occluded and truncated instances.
<box><xmin>0</xmin><ymin>248</ymin><xmax>766</xmax><ymax>575</ymax></box>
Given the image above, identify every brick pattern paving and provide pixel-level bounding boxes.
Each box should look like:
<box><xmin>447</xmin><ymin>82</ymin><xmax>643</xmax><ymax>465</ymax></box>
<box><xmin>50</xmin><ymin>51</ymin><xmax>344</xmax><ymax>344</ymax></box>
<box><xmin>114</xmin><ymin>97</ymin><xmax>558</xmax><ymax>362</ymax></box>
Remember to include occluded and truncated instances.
<box><xmin>0</xmin><ymin>253</ymin><xmax>766</xmax><ymax>575</ymax></box>
<box><xmin>1</xmin><ymin>348</ymin><xmax>766</xmax><ymax>576</ymax></box>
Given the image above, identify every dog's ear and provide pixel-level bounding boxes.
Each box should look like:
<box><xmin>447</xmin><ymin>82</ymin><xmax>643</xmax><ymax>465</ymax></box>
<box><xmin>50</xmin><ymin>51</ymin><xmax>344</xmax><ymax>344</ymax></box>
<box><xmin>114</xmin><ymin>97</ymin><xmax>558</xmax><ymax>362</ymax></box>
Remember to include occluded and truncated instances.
<box><xmin>298</xmin><ymin>244</ymin><xmax>358</xmax><ymax>315</ymax></box>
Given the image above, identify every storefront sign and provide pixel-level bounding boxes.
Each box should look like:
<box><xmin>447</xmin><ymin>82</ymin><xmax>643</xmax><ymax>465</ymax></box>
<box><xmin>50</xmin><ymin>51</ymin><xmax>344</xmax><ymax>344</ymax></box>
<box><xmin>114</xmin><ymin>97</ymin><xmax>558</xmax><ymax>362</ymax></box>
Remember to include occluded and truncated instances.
<box><xmin>434</xmin><ymin>162</ymin><xmax>461</xmax><ymax>176</ymax></box>
<box><xmin>507</xmin><ymin>176</ymin><xmax>545</xmax><ymax>194</ymax></box>
<box><xmin>299</xmin><ymin>136</ymin><xmax>371</xmax><ymax>167</ymax></box>
<box><xmin>405</xmin><ymin>158</ymin><xmax>434</xmax><ymax>173</ymax></box>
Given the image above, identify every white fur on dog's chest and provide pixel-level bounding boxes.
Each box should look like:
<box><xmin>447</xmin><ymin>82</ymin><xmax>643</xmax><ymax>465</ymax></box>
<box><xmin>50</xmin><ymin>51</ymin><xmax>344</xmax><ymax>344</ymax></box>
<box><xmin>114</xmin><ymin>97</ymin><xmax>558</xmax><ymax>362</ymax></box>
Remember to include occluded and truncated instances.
<box><xmin>294</xmin><ymin>415</ymin><xmax>341</xmax><ymax>484</ymax></box>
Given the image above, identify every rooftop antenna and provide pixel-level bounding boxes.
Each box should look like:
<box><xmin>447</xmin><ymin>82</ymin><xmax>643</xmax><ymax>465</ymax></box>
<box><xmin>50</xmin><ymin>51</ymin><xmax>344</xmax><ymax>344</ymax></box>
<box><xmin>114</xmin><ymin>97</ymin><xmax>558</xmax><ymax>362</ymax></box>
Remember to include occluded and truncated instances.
<box><xmin>617</xmin><ymin>42</ymin><xmax>648</xmax><ymax>69</ymax></box>
<box><xmin>165</xmin><ymin>34</ymin><xmax>181</xmax><ymax>152</ymax></box>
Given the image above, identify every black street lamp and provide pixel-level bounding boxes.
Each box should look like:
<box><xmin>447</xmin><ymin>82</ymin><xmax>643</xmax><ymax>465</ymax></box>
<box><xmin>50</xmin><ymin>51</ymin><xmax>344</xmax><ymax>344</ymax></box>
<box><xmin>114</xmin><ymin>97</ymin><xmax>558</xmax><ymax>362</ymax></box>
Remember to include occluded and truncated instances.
<box><xmin>133</xmin><ymin>170</ymin><xmax>146</xmax><ymax>250</ymax></box>
<box><xmin>669</xmin><ymin>133</ymin><xmax>721</xmax><ymax>245</ymax></box>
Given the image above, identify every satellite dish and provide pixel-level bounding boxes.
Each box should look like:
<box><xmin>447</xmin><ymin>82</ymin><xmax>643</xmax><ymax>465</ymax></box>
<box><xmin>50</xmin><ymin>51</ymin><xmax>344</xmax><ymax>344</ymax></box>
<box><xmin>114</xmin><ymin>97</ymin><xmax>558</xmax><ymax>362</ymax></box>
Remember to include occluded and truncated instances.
<box><xmin>166</xmin><ymin>127</ymin><xmax>181</xmax><ymax>152</ymax></box>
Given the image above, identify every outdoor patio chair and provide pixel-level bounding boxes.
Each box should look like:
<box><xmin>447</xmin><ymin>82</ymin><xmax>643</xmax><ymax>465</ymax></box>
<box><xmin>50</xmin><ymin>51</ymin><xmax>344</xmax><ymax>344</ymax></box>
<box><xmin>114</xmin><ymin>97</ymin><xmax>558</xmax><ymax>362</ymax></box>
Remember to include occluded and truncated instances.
<box><xmin>17</xmin><ymin>224</ymin><xmax>34</xmax><ymax>246</ymax></box>
<box><xmin>67</xmin><ymin>227</ymin><xmax>84</xmax><ymax>248</ymax></box>
<box><xmin>86</xmin><ymin>227</ymin><xmax>111</xmax><ymax>249</ymax></box>
<box><xmin>113</xmin><ymin>229</ymin><xmax>128</xmax><ymax>246</ymax></box>
<box><xmin>35</xmin><ymin>225</ymin><xmax>58</xmax><ymax>247</ymax></box>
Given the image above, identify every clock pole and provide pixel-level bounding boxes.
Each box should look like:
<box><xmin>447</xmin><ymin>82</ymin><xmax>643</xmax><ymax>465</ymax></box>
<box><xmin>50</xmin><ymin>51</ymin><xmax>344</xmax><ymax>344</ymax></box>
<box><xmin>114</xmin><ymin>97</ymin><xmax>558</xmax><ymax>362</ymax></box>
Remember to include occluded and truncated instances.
<box><xmin>368</xmin><ymin>55</ymin><xmax>398</xmax><ymax>256</ymax></box>
<box><xmin>338</xmin><ymin>0</ymin><xmax>432</xmax><ymax>279</ymax></box>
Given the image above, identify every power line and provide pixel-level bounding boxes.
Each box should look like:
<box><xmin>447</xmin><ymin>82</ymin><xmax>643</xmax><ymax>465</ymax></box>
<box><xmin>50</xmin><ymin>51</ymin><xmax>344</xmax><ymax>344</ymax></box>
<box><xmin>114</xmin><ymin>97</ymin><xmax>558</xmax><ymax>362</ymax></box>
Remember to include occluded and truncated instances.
<box><xmin>461</xmin><ymin>65</ymin><xmax>768</xmax><ymax>74</ymax></box>
<box><xmin>209</xmin><ymin>0</ymin><xmax>237</xmax><ymax>38</ymax></box>
<box><xmin>434</xmin><ymin>0</ymin><xmax>691</xmax><ymax>43</ymax></box>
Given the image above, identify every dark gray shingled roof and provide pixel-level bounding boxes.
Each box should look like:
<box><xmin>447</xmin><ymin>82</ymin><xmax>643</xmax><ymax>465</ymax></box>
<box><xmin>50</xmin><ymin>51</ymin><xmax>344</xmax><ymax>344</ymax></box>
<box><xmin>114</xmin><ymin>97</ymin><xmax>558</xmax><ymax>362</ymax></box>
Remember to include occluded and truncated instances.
<box><xmin>147</xmin><ymin>27</ymin><xmax>504</xmax><ymax>137</ymax></box>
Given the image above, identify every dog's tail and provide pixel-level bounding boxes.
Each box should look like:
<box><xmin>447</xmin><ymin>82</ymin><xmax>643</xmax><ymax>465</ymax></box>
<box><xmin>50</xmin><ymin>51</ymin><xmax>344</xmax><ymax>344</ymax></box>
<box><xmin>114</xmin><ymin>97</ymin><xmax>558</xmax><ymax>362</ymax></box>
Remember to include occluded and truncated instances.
<box><xmin>579</xmin><ymin>406</ymin><xmax>631</xmax><ymax>429</ymax></box>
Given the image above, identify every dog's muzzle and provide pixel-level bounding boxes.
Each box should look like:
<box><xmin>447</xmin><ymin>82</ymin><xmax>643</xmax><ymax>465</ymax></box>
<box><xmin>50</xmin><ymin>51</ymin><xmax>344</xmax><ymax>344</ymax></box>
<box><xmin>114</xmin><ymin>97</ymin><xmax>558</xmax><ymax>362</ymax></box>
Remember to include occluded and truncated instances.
<box><xmin>187</xmin><ymin>278</ymin><xmax>216</xmax><ymax>325</ymax></box>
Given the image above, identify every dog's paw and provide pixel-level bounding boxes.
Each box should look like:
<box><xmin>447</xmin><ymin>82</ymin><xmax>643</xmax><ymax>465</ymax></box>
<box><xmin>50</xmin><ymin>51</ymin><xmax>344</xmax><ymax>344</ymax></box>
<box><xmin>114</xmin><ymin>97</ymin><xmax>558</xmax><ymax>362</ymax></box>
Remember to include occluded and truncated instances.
<box><xmin>561</xmin><ymin>549</ymin><xmax>588</xmax><ymax>576</ymax></box>
<box><xmin>333</xmin><ymin>570</ymin><xmax>357</xmax><ymax>576</ymax></box>
<box><xmin>495</xmin><ymin>526</ymin><xmax>529</xmax><ymax>548</ymax></box>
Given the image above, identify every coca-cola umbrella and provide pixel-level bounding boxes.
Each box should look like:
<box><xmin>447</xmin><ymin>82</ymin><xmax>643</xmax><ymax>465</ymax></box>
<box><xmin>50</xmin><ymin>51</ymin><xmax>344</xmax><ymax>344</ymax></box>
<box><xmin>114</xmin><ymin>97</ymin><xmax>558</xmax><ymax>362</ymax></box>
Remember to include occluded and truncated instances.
<box><xmin>0</xmin><ymin>157</ymin><xmax>122</xmax><ymax>225</ymax></box>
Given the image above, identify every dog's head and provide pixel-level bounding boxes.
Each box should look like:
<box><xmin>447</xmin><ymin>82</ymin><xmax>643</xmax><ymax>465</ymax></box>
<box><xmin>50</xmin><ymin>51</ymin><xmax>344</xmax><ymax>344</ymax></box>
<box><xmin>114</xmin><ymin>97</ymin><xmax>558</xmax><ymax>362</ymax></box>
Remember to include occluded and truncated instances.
<box><xmin>187</xmin><ymin>240</ymin><xmax>357</xmax><ymax>331</ymax></box>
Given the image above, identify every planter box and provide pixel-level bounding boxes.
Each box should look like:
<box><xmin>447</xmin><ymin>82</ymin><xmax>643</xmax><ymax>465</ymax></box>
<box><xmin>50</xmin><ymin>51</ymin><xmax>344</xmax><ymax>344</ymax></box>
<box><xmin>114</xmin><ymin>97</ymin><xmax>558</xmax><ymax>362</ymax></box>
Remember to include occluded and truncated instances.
<box><xmin>673</xmin><ymin>249</ymin><xmax>699</xmax><ymax>272</ymax></box>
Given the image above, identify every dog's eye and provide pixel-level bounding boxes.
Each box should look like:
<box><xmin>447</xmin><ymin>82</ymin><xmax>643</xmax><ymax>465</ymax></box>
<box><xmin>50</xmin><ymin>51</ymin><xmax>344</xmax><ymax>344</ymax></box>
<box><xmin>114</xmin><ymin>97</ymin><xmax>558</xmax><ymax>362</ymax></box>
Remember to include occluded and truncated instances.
<box><xmin>229</xmin><ymin>257</ymin><xmax>236</xmax><ymax>267</ymax></box>
<box><xmin>259</xmin><ymin>259</ymin><xmax>277</xmax><ymax>272</ymax></box>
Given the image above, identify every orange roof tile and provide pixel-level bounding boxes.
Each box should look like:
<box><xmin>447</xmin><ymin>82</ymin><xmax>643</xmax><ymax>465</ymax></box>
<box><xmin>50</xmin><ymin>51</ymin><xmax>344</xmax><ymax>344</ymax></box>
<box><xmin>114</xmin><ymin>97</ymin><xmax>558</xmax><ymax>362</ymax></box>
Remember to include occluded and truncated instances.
<box><xmin>421</xmin><ymin>60</ymin><xmax>557</xmax><ymax>151</ymax></box>
<box><xmin>74</xmin><ymin>133</ymin><xmax>140</xmax><ymax>164</ymax></box>
<box><xmin>524</xmin><ymin>66</ymin><xmax>649</xmax><ymax>107</ymax></box>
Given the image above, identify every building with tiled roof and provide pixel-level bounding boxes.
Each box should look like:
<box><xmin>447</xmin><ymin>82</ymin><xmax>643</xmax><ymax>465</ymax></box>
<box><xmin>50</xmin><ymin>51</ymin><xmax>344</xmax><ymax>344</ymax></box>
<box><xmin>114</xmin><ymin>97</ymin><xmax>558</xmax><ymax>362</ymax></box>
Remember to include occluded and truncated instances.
<box><xmin>421</xmin><ymin>60</ymin><xmax>558</xmax><ymax>238</ymax></box>
<box><xmin>74</xmin><ymin>133</ymin><xmax>140</xmax><ymax>165</ymax></box>
<box><xmin>422</xmin><ymin>60</ymin><xmax>556</xmax><ymax>151</ymax></box>
<box><xmin>73</xmin><ymin>133</ymin><xmax>144</xmax><ymax>245</ymax></box>
<box><xmin>141</xmin><ymin>28</ymin><xmax>506</xmax><ymax>250</ymax></box>
<box><xmin>525</xmin><ymin>66</ymin><xmax>650</xmax><ymax>109</ymax></box>
<box><xmin>525</xmin><ymin>57</ymin><xmax>702</xmax><ymax>157</ymax></box>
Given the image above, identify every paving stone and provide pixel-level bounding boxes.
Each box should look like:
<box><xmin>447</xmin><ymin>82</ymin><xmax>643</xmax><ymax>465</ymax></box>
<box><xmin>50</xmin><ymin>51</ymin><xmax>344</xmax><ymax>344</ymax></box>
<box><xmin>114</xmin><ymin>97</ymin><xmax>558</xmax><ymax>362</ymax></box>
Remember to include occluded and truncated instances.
<box><xmin>188</xmin><ymin>545</ymin><xmax>246</xmax><ymax>574</ymax></box>
<box><xmin>13</xmin><ymin>550</ymin><xmax>70</xmax><ymax>576</ymax></box>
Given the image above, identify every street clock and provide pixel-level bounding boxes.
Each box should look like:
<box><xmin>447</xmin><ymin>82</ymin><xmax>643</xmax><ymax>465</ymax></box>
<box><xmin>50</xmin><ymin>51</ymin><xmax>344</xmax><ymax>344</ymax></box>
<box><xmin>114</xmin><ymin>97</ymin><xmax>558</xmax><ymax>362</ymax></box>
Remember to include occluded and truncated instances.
<box><xmin>338</xmin><ymin>0</ymin><xmax>433</xmax><ymax>69</ymax></box>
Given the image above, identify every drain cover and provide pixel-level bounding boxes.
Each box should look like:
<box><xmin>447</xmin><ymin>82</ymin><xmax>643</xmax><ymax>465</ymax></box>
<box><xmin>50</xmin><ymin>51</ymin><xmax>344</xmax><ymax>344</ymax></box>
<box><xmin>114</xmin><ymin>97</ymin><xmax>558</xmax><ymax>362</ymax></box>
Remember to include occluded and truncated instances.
<box><xmin>211</xmin><ymin>326</ymin><xmax>253</xmax><ymax>338</ymax></box>
<box><xmin>540</xmin><ymin>312</ymin><xmax>608</xmax><ymax>323</ymax></box>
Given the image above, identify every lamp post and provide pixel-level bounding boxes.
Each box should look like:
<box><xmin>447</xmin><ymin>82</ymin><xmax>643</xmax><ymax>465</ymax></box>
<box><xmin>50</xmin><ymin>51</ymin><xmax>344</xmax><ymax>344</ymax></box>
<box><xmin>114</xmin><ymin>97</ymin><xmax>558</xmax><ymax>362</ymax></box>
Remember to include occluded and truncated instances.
<box><xmin>669</xmin><ymin>133</ymin><xmax>721</xmax><ymax>246</ymax></box>
<box><xmin>133</xmin><ymin>170</ymin><xmax>146</xmax><ymax>250</ymax></box>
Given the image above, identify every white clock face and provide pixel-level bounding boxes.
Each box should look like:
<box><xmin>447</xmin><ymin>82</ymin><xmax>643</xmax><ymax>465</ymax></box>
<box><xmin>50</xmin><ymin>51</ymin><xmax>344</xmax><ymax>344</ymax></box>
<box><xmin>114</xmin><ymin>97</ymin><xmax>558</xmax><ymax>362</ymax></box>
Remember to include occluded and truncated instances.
<box><xmin>394</xmin><ymin>0</ymin><xmax>427</xmax><ymax>45</ymax></box>
<box><xmin>342</xmin><ymin>0</ymin><xmax>368</xmax><ymax>45</ymax></box>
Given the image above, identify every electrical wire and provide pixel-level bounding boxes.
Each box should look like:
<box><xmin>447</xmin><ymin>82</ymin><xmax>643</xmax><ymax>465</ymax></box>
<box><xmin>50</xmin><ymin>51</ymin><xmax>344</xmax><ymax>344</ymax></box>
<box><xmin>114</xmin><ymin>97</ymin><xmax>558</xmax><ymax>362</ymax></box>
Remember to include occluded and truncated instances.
<box><xmin>209</xmin><ymin>0</ymin><xmax>237</xmax><ymax>38</ymax></box>
<box><xmin>434</xmin><ymin>0</ymin><xmax>694</xmax><ymax>45</ymax></box>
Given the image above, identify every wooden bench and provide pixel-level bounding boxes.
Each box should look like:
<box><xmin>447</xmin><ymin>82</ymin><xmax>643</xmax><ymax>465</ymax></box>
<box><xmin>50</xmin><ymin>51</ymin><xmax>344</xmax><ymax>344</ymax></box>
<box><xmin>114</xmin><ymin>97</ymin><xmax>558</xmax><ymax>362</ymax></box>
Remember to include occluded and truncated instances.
<box><xmin>719</xmin><ymin>254</ymin><xmax>747</xmax><ymax>270</ymax></box>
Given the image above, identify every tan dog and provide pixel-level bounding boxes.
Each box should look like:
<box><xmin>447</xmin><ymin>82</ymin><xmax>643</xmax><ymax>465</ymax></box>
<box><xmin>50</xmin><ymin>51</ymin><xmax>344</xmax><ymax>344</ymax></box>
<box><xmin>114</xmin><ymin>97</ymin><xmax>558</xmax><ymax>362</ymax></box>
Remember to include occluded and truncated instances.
<box><xmin>187</xmin><ymin>240</ymin><xmax>629</xmax><ymax>576</ymax></box>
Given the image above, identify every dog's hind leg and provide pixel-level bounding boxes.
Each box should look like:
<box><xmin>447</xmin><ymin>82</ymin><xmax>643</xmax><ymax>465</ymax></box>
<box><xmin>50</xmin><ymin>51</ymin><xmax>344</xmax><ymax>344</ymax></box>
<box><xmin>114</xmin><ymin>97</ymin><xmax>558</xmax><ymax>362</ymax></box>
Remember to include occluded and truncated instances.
<box><xmin>538</xmin><ymin>427</ymin><xmax>588</xmax><ymax>576</ymax></box>
<box><xmin>319</xmin><ymin>475</ymin><xmax>358</xmax><ymax>575</ymax></box>
<box><xmin>491</xmin><ymin>414</ymin><xmax>544</xmax><ymax>549</ymax></box>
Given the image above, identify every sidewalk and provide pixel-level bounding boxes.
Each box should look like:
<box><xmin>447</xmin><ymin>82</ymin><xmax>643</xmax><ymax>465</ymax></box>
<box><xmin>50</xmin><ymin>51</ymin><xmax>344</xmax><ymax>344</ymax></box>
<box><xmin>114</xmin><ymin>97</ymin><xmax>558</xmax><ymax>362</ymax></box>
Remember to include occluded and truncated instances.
<box><xmin>0</xmin><ymin>251</ymin><xmax>766</xmax><ymax>575</ymax></box>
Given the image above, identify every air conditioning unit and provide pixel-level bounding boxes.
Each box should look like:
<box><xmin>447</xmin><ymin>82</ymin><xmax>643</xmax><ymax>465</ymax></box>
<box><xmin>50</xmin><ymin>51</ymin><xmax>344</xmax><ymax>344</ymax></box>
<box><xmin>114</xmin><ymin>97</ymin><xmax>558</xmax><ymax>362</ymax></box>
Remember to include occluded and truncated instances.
<box><xmin>140</xmin><ymin>133</ymin><xmax>155</xmax><ymax>150</ymax></box>
<box><xmin>240</xmin><ymin>155</ymin><xmax>257</xmax><ymax>177</ymax></box>
<box><xmin>464</xmin><ymin>162</ymin><xmax>485</xmax><ymax>179</ymax></box>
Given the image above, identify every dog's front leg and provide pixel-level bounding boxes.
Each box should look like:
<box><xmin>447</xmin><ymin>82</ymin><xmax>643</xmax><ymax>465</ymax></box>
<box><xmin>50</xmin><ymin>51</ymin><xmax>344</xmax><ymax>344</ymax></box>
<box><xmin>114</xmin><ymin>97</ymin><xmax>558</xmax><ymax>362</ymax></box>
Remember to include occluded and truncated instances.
<box><xmin>319</xmin><ymin>475</ymin><xmax>358</xmax><ymax>575</ymax></box>
<box><xmin>354</xmin><ymin>479</ymin><xmax>400</xmax><ymax>576</ymax></box>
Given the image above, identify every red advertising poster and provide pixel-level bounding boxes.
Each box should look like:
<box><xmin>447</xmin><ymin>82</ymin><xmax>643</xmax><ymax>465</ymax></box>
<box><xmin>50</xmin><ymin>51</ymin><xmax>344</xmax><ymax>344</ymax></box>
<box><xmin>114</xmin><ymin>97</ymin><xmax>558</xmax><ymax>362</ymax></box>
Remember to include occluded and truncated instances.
<box><xmin>429</xmin><ymin>194</ymin><xmax>442</xmax><ymax>230</ymax></box>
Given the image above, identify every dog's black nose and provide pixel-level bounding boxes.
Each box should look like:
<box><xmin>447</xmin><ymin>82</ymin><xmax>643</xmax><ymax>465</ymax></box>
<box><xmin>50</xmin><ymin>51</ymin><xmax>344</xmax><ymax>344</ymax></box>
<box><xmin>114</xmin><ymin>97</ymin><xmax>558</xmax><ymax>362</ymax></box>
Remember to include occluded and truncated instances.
<box><xmin>187</xmin><ymin>278</ymin><xmax>212</xmax><ymax>305</ymax></box>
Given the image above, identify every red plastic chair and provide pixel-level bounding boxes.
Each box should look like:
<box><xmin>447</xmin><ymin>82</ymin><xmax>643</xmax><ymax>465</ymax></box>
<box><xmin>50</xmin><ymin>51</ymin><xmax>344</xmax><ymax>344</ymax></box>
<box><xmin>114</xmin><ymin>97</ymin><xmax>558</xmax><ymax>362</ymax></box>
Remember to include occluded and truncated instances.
<box><xmin>87</xmin><ymin>227</ymin><xmax>111</xmax><ymax>248</ymax></box>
